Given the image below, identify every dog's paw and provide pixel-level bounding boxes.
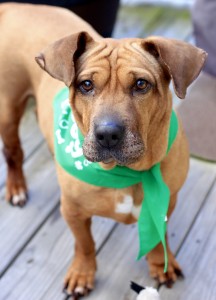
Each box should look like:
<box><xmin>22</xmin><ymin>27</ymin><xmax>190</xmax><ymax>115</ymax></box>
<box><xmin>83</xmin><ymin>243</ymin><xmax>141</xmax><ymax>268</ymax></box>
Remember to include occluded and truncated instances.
<box><xmin>9</xmin><ymin>191</ymin><xmax>28</xmax><ymax>207</ymax></box>
<box><xmin>147</xmin><ymin>252</ymin><xmax>183</xmax><ymax>287</ymax></box>
<box><xmin>5</xmin><ymin>169</ymin><xmax>28</xmax><ymax>207</ymax></box>
<box><xmin>6</xmin><ymin>187</ymin><xmax>28</xmax><ymax>207</ymax></box>
<box><xmin>63</xmin><ymin>255</ymin><xmax>96</xmax><ymax>298</ymax></box>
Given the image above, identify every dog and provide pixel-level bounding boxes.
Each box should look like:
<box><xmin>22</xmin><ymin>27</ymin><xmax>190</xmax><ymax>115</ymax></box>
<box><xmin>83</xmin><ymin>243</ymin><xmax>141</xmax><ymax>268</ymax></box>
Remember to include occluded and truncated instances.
<box><xmin>0</xmin><ymin>3</ymin><xmax>207</xmax><ymax>297</ymax></box>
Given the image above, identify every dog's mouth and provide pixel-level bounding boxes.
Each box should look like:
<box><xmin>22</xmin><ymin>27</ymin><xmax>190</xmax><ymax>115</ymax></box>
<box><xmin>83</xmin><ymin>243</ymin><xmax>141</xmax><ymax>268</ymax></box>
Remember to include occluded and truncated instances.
<box><xmin>100</xmin><ymin>158</ymin><xmax>116</xmax><ymax>170</ymax></box>
<box><xmin>82</xmin><ymin>131</ymin><xmax>145</xmax><ymax>168</ymax></box>
<box><xmin>103</xmin><ymin>157</ymin><xmax>114</xmax><ymax>164</ymax></box>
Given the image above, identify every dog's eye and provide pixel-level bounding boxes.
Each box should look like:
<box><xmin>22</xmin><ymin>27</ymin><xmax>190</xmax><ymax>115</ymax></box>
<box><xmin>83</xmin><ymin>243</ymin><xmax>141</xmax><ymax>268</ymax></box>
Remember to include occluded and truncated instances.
<box><xmin>134</xmin><ymin>79</ymin><xmax>151</xmax><ymax>94</ymax></box>
<box><xmin>136</xmin><ymin>79</ymin><xmax>148</xmax><ymax>89</ymax></box>
<box><xmin>78</xmin><ymin>80</ymin><xmax>94</xmax><ymax>94</ymax></box>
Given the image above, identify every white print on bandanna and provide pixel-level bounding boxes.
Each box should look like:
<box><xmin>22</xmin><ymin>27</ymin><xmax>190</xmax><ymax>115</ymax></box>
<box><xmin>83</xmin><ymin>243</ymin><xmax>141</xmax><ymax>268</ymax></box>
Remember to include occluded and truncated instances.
<box><xmin>55</xmin><ymin>98</ymin><xmax>92</xmax><ymax>170</ymax></box>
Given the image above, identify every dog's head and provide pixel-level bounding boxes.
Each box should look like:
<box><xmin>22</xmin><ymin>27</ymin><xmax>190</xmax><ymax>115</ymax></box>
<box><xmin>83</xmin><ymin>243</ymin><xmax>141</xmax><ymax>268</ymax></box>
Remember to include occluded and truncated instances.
<box><xmin>36</xmin><ymin>32</ymin><xmax>207</xmax><ymax>170</ymax></box>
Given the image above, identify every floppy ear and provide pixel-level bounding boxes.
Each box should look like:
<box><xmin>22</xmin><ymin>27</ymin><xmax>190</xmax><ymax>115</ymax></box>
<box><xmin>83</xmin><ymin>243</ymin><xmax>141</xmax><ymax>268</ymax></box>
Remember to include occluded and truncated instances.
<box><xmin>35</xmin><ymin>31</ymin><xmax>94</xmax><ymax>87</ymax></box>
<box><xmin>143</xmin><ymin>37</ymin><xmax>207</xmax><ymax>99</ymax></box>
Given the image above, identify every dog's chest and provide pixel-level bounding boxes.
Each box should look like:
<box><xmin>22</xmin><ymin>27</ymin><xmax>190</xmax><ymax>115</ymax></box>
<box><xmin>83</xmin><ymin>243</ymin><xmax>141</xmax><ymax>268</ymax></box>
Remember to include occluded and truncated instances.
<box><xmin>114</xmin><ymin>193</ymin><xmax>141</xmax><ymax>222</ymax></box>
<box><xmin>109</xmin><ymin>184</ymin><xmax>143</xmax><ymax>223</ymax></box>
<box><xmin>79</xmin><ymin>181</ymin><xmax>144</xmax><ymax>223</ymax></box>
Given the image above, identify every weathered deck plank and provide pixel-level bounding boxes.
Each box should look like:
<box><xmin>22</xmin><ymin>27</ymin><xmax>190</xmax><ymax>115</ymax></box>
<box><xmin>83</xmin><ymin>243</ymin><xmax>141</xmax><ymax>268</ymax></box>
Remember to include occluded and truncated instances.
<box><xmin>0</xmin><ymin>214</ymin><xmax>116</xmax><ymax>300</ymax></box>
<box><xmin>160</xmin><ymin>179</ymin><xmax>216</xmax><ymax>299</ymax></box>
<box><xmin>0</xmin><ymin>142</ymin><xmax>59</xmax><ymax>276</ymax></box>
<box><xmin>167</xmin><ymin>159</ymin><xmax>216</xmax><ymax>253</ymax></box>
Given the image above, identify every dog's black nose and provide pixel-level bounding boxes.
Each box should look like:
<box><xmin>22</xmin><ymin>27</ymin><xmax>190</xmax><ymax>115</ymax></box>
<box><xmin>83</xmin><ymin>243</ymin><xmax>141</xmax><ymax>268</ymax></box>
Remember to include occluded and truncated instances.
<box><xmin>95</xmin><ymin>120</ymin><xmax>124</xmax><ymax>148</ymax></box>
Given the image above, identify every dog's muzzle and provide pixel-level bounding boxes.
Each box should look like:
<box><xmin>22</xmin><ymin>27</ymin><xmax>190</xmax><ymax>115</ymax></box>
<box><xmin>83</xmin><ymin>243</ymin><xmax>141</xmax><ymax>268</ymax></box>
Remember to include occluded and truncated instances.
<box><xmin>82</xmin><ymin>115</ymin><xmax>144</xmax><ymax>166</ymax></box>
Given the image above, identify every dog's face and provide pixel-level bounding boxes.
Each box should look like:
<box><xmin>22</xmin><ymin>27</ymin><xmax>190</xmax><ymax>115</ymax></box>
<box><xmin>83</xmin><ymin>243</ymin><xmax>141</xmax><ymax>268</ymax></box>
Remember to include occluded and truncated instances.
<box><xmin>72</xmin><ymin>38</ymin><xmax>171</xmax><ymax>168</ymax></box>
<box><xmin>36</xmin><ymin>32</ymin><xmax>207</xmax><ymax>169</ymax></box>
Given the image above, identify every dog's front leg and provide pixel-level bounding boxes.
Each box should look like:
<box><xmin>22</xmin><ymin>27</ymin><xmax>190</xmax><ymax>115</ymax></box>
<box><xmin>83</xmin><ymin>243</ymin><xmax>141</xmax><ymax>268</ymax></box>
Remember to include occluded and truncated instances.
<box><xmin>146</xmin><ymin>238</ymin><xmax>182</xmax><ymax>287</ymax></box>
<box><xmin>60</xmin><ymin>200</ymin><xmax>97</xmax><ymax>297</ymax></box>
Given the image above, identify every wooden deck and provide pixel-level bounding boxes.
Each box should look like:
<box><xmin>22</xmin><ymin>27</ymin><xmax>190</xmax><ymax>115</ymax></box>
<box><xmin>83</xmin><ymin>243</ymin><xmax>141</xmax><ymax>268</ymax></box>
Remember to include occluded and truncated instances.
<box><xmin>1</xmin><ymin>4</ymin><xmax>216</xmax><ymax>300</ymax></box>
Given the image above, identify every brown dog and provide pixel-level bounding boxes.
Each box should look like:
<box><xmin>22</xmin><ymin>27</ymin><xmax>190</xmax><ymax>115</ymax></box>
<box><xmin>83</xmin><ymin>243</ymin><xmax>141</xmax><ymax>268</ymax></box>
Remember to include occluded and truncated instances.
<box><xmin>0</xmin><ymin>3</ymin><xmax>207</xmax><ymax>297</ymax></box>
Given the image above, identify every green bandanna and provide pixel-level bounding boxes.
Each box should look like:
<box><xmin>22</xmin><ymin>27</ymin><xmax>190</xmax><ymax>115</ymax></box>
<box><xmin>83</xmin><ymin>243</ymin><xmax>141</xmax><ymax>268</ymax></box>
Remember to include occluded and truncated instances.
<box><xmin>53</xmin><ymin>87</ymin><xmax>178</xmax><ymax>272</ymax></box>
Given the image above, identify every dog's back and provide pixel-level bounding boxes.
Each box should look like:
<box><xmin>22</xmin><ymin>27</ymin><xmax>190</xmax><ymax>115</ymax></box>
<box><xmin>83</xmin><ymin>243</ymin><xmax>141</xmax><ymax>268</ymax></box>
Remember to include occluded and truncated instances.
<box><xmin>0</xmin><ymin>3</ymin><xmax>99</xmax><ymax>100</ymax></box>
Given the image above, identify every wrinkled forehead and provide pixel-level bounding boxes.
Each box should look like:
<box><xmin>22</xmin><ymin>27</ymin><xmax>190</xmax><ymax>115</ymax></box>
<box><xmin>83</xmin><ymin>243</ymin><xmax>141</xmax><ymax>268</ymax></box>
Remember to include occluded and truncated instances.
<box><xmin>77</xmin><ymin>38</ymin><xmax>162</xmax><ymax>84</ymax></box>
